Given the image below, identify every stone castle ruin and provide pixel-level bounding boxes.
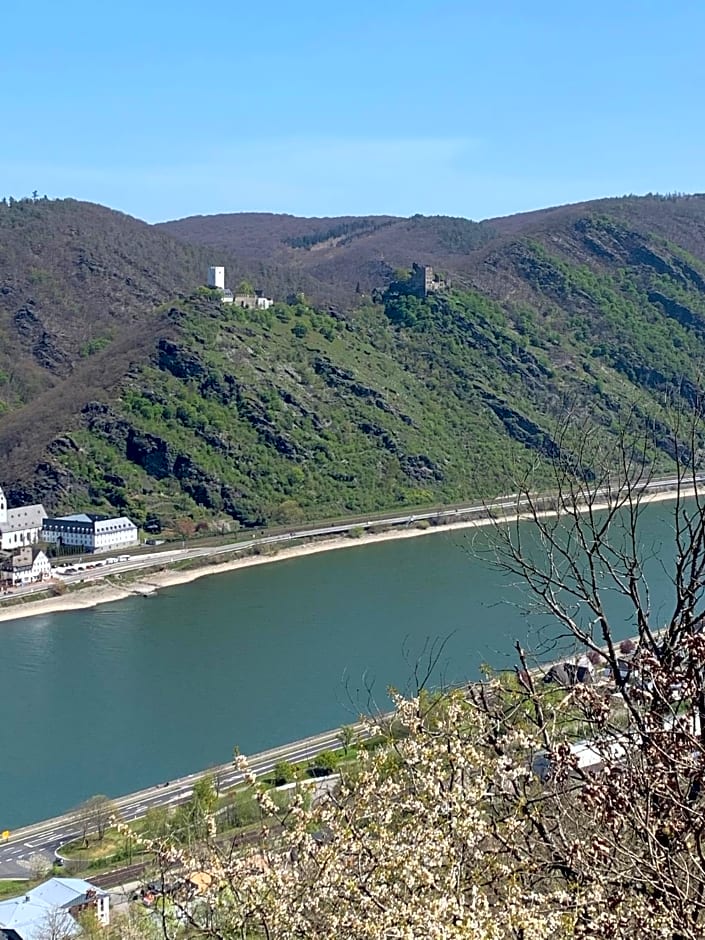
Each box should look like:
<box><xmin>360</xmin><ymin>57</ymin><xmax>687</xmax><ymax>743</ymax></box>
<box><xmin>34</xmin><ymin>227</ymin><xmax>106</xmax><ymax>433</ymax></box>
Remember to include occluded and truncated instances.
<box><xmin>408</xmin><ymin>263</ymin><xmax>449</xmax><ymax>298</ymax></box>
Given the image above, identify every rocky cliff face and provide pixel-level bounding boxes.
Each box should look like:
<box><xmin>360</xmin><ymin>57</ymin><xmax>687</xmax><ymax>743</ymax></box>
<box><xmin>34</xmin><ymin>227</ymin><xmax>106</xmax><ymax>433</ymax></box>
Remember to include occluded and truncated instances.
<box><xmin>4</xmin><ymin>195</ymin><xmax>705</xmax><ymax>530</ymax></box>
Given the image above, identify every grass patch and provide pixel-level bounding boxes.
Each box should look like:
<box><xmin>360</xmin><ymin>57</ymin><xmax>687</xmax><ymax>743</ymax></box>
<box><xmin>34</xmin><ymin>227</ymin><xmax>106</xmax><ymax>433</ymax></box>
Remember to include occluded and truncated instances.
<box><xmin>59</xmin><ymin>829</ymin><xmax>142</xmax><ymax>864</ymax></box>
<box><xmin>60</xmin><ymin>829</ymin><xmax>120</xmax><ymax>860</ymax></box>
<box><xmin>0</xmin><ymin>880</ymin><xmax>29</xmax><ymax>899</ymax></box>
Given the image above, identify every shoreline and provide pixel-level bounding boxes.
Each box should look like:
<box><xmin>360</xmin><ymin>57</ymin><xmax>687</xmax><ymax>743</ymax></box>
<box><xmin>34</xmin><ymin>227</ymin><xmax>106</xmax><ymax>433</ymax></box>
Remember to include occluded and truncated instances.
<box><xmin>0</xmin><ymin>487</ymin><xmax>692</xmax><ymax>625</ymax></box>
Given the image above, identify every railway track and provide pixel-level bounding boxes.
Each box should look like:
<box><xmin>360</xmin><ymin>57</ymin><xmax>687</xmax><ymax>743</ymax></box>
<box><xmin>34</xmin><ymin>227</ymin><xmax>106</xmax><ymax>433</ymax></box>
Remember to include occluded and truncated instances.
<box><xmin>88</xmin><ymin>825</ymin><xmax>276</xmax><ymax>890</ymax></box>
<box><xmin>90</xmin><ymin>861</ymin><xmax>149</xmax><ymax>888</ymax></box>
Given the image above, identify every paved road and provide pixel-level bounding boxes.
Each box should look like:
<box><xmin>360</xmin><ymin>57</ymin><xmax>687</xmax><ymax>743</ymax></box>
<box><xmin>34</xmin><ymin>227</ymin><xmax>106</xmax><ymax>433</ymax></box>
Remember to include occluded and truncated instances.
<box><xmin>0</xmin><ymin>725</ymin><xmax>356</xmax><ymax>878</ymax></box>
<box><xmin>52</xmin><ymin>478</ymin><xmax>697</xmax><ymax>588</ymax></box>
<box><xmin>0</xmin><ymin>473</ymin><xmax>696</xmax><ymax>606</ymax></box>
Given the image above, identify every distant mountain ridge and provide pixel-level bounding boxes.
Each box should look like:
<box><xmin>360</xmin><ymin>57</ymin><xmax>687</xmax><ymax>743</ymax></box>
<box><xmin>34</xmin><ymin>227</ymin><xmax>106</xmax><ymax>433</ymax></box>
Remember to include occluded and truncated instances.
<box><xmin>158</xmin><ymin>212</ymin><xmax>401</xmax><ymax>259</ymax></box>
<box><xmin>3</xmin><ymin>193</ymin><xmax>705</xmax><ymax>530</ymax></box>
<box><xmin>157</xmin><ymin>211</ymin><xmax>498</xmax><ymax>304</ymax></box>
<box><xmin>158</xmin><ymin>195</ymin><xmax>705</xmax><ymax>302</ymax></box>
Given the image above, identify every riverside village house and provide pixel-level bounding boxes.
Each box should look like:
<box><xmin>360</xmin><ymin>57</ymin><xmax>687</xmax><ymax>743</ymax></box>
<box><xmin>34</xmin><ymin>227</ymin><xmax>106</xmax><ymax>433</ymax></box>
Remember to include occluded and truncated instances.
<box><xmin>0</xmin><ymin>546</ymin><xmax>52</xmax><ymax>588</ymax></box>
<box><xmin>0</xmin><ymin>482</ymin><xmax>138</xmax><ymax>571</ymax></box>
<box><xmin>0</xmin><ymin>876</ymin><xmax>110</xmax><ymax>939</ymax></box>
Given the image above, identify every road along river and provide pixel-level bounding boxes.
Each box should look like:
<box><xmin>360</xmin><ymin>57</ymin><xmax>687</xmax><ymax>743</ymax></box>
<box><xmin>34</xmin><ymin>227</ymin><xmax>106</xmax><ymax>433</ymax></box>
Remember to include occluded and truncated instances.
<box><xmin>0</xmin><ymin>724</ymin><xmax>351</xmax><ymax>877</ymax></box>
<box><xmin>0</xmin><ymin>497</ymin><xmax>684</xmax><ymax>830</ymax></box>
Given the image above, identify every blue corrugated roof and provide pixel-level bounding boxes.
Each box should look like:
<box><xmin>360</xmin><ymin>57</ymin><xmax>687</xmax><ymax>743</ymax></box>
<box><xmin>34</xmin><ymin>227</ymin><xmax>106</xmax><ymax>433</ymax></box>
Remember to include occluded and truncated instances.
<box><xmin>0</xmin><ymin>877</ymin><xmax>104</xmax><ymax>940</ymax></box>
<box><xmin>0</xmin><ymin>897</ymin><xmax>78</xmax><ymax>940</ymax></box>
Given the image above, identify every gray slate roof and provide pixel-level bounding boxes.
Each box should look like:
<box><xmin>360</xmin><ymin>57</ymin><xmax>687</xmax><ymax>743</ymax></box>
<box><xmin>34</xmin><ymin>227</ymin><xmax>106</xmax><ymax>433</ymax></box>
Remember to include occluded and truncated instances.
<box><xmin>2</xmin><ymin>504</ymin><xmax>47</xmax><ymax>534</ymax></box>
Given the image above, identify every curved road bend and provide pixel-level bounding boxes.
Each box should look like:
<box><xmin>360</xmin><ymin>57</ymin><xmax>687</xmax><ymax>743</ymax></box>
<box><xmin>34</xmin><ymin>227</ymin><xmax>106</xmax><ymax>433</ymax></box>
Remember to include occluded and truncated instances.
<box><xmin>0</xmin><ymin>725</ymin><xmax>357</xmax><ymax>878</ymax></box>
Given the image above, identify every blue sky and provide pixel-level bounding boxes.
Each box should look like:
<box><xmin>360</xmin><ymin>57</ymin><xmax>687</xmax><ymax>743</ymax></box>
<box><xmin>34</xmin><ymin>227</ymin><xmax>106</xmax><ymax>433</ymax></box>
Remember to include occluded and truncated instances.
<box><xmin>2</xmin><ymin>0</ymin><xmax>703</xmax><ymax>222</ymax></box>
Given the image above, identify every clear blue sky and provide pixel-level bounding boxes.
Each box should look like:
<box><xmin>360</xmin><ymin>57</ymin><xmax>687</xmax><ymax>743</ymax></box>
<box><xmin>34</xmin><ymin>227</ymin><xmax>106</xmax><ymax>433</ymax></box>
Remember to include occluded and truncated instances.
<box><xmin>2</xmin><ymin>0</ymin><xmax>703</xmax><ymax>222</ymax></box>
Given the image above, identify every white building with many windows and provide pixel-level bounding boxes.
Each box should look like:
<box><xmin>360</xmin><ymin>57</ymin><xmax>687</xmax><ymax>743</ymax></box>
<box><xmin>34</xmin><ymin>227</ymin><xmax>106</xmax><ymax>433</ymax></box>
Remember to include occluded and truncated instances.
<box><xmin>0</xmin><ymin>485</ymin><xmax>47</xmax><ymax>552</ymax></box>
<box><xmin>42</xmin><ymin>513</ymin><xmax>139</xmax><ymax>554</ymax></box>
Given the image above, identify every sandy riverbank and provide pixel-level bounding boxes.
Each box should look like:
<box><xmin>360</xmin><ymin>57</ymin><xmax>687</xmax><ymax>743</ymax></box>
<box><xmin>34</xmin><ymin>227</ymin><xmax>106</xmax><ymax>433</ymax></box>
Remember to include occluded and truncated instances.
<box><xmin>0</xmin><ymin>487</ymin><xmax>693</xmax><ymax>625</ymax></box>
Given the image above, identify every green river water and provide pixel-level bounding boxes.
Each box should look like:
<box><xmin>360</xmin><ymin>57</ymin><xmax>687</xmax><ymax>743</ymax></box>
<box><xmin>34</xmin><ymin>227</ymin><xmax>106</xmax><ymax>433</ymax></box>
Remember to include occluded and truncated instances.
<box><xmin>0</xmin><ymin>504</ymin><xmax>682</xmax><ymax>827</ymax></box>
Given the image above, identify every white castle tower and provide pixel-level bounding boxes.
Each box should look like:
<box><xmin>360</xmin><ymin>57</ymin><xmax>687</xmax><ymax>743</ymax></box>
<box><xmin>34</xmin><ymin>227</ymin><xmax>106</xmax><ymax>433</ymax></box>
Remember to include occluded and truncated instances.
<box><xmin>0</xmin><ymin>486</ymin><xmax>7</xmax><ymax>526</ymax></box>
<box><xmin>207</xmin><ymin>266</ymin><xmax>225</xmax><ymax>290</ymax></box>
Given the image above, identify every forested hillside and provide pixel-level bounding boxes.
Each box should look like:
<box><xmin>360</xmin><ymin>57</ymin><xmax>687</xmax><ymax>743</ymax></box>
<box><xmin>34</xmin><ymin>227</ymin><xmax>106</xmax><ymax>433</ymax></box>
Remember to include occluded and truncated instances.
<box><xmin>158</xmin><ymin>211</ymin><xmax>497</xmax><ymax>305</ymax></box>
<box><xmin>3</xmin><ymin>194</ymin><xmax>705</xmax><ymax>531</ymax></box>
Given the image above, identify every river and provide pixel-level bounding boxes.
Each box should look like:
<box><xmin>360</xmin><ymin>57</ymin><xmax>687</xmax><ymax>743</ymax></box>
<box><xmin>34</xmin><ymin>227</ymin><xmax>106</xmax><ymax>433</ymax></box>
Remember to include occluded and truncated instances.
<box><xmin>0</xmin><ymin>502</ymin><xmax>682</xmax><ymax>827</ymax></box>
